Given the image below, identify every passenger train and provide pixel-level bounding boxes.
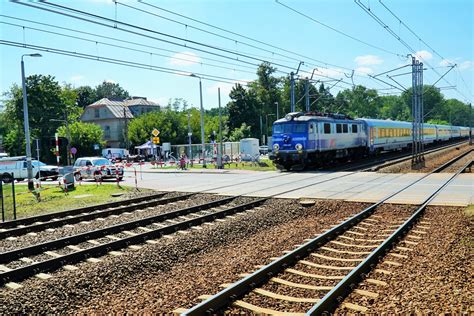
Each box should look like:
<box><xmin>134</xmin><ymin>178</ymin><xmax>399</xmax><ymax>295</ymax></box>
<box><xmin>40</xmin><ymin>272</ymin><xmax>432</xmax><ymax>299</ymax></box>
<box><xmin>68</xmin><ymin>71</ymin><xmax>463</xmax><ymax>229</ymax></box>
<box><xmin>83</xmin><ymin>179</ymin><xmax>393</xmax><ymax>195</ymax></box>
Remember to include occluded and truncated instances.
<box><xmin>269</xmin><ymin>112</ymin><xmax>470</xmax><ymax>170</ymax></box>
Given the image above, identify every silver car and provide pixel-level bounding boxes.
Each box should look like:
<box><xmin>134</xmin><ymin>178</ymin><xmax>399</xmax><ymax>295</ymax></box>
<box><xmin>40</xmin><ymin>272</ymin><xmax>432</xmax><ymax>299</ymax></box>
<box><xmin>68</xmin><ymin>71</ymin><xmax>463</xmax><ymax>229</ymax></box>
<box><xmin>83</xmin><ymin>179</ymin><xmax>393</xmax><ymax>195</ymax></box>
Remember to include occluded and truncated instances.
<box><xmin>73</xmin><ymin>157</ymin><xmax>123</xmax><ymax>181</ymax></box>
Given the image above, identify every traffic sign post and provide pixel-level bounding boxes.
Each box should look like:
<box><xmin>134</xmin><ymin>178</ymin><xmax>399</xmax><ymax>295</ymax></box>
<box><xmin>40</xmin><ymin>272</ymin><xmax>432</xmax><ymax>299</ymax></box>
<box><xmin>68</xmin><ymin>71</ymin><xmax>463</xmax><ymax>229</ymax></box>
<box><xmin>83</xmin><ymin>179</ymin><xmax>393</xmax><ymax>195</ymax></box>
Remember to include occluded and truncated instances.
<box><xmin>1</xmin><ymin>172</ymin><xmax>17</xmax><ymax>222</ymax></box>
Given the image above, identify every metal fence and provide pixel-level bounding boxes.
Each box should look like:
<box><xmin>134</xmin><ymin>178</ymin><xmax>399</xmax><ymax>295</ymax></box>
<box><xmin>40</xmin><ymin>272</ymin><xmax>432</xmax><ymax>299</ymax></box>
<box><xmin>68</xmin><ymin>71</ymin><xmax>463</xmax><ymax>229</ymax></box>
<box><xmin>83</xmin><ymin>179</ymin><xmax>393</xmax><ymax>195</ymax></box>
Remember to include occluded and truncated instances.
<box><xmin>170</xmin><ymin>142</ymin><xmax>240</xmax><ymax>162</ymax></box>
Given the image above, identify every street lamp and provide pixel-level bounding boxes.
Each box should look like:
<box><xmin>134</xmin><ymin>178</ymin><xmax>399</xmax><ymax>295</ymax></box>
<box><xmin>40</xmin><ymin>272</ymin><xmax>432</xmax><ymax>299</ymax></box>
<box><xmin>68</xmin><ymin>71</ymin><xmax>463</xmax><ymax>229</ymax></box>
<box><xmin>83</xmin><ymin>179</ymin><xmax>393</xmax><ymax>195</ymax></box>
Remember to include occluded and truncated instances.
<box><xmin>21</xmin><ymin>53</ymin><xmax>42</xmax><ymax>190</ymax></box>
<box><xmin>189</xmin><ymin>73</ymin><xmax>206</xmax><ymax>168</ymax></box>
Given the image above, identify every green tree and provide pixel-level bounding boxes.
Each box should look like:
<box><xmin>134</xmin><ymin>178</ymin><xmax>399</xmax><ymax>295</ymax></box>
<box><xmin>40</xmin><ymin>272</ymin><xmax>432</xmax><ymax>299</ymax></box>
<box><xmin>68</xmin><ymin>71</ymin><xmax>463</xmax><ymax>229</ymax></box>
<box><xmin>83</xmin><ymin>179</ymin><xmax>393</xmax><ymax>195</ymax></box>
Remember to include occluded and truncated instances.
<box><xmin>58</xmin><ymin>122</ymin><xmax>105</xmax><ymax>157</ymax></box>
<box><xmin>228</xmin><ymin>123</ymin><xmax>252</xmax><ymax>142</ymax></box>
<box><xmin>227</xmin><ymin>83</ymin><xmax>260</xmax><ymax>138</ymax></box>
<box><xmin>401</xmin><ymin>85</ymin><xmax>444</xmax><ymax>122</ymax></box>
<box><xmin>3</xmin><ymin>75</ymin><xmax>74</xmax><ymax>162</ymax></box>
<box><xmin>75</xmin><ymin>85</ymin><xmax>96</xmax><ymax>108</ymax></box>
<box><xmin>378</xmin><ymin>95</ymin><xmax>410</xmax><ymax>121</ymax></box>
<box><xmin>94</xmin><ymin>81</ymin><xmax>130</xmax><ymax>100</ymax></box>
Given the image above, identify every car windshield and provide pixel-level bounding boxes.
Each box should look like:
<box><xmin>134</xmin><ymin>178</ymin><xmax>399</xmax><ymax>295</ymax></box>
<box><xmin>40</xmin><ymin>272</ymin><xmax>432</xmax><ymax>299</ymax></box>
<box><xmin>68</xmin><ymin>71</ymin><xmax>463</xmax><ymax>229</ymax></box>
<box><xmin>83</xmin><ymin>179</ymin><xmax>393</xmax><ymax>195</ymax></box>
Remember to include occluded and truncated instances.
<box><xmin>93</xmin><ymin>158</ymin><xmax>111</xmax><ymax>166</ymax></box>
<box><xmin>273</xmin><ymin>123</ymin><xmax>307</xmax><ymax>134</ymax></box>
<box><xmin>32</xmin><ymin>161</ymin><xmax>46</xmax><ymax>167</ymax></box>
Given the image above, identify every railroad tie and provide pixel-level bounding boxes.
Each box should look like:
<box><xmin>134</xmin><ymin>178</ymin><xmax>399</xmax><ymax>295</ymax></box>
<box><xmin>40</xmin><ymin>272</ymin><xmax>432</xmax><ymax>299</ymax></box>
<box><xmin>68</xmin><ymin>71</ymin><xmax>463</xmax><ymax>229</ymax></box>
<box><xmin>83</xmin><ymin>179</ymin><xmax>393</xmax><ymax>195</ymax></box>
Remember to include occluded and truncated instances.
<box><xmin>6</xmin><ymin>237</ymin><xmax>18</xmax><ymax>241</ymax></box>
<box><xmin>253</xmin><ymin>288</ymin><xmax>319</xmax><ymax>303</ymax></box>
<box><xmin>86</xmin><ymin>258</ymin><xmax>102</xmax><ymax>263</ymax></box>
<box><xmin>311</xmin><ymin>253</ymin><xmax>363</xmax><ymax>262</ymax></box>
<box><xmin>108</xmin><ymin>251</ymin><xmax>123</xmax><ymax>256</ymax></box>
<box><xmin>105</xmin><ymin>235</ymin><xmax>121</xmax><ymax>240</ymax></box>
<box><xmin>128</xmin><ymin>245</ymin><xmax>143</xmax><ymax>250</ymax></box>
<box><xmin>300</xmin><ymin>260</ymin><xmax>355</xmax><ymax>271</ymax></box>
<box><xmin>374</xmin><ymin>268</ymin><xmax>392</xmax><ymax>275</ymax></box>
<box><xmin>87</xmin><ymin>239</ymin><xmax>101</xmax><ymax>245</ymax></box>
<box><xmin>233</xmin><ymin>300</ymin><xmax>305</xmax><ymax>316</ymax></box>
<box><xmin>320</xmin><ymin>246</ymin><xmax>370</xmax><ymax>255</ymax></box>
<box><xmin>35</xmin><ymin>273</ymin><xmax>52</xmax><ymax>280</ymax></box>
<box><xmin>19</xmin><ymin>257</ymin><xmax>36</xmax><ymax>263</ymax></box>
<box><xmin>45</xmin><ymin>228</ymin><xmax>55</xmax><ymax>232</ymax></box>
<box><xmin>63</xmin><ymin>265</ymin><xmax>79</xmax><ymax>271</ymax></box>
<box><xmin>123</xmin><ymin>230</ymin><xmax>138</xmax><ymax>236</ymax></box>
<box><xmin>354</xmin><ymin>289</ymin><xmax>378</xmax><ymax>298</ymax></box>
<box><xmin>26</xmin><ymin>232</ymin><xmax>38</xmax><ymax>236</ymax></box>
<box><xmin>346</xmin><ymin>230</ymin><xmax>365</xmax><ymax>236</ymax></box>
<box><xmin>389</xmin><ymin>253</ymin><xmax>408</xmax><ymax>259</ymax></box>
<box><xmin>137</xmin><ymin>227</ymin><xmax>152</xmax><ymax>232</ymax></box>
<box><xmin>285</xmin><ymin>268</ymin><xmax>344</xmax><ymax>280</ymax></box>
<box><xmin>365</xmin><ymin>278</ymin><xmax>388</xmax><ymax>286</ymax></box>
<box><xmin>5</xmin><ymin>282</ymin><xmax>22</xmax><ymax>290</ymax></box>
<box><xmin>383</xmin><ymin>260</ymin><xmax>402</xmax><ymax>267</ymax></box>
<box><xmin>44</xmin><ymin>251</ymin><xmax>62</xmax><ymax>258</ymax></box>
<box><xmin>330</xmin><ymin>240</ymin><xmax>378</xmax><ymax>249</ymax></box>
<box><xmin>0</xmin><ymin>264</ymin><xmax>13</xmax><ymax>272</ymax></box>
<box><xmin>66</xmin><ymin>245</ymin><xmax>83</xmax><ymax>251</ymax></box>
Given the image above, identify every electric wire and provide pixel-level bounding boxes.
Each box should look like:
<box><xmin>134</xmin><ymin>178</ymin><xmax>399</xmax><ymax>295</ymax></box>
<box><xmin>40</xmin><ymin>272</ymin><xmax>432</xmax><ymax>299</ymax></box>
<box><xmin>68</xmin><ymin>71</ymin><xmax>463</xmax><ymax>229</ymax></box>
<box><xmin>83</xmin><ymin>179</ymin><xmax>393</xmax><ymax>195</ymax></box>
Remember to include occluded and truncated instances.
<box><xmin>0</xmin><ymin>39</ymin><xmax>251</xmax><ymax>86</ymax></box>
<box><xmin>275</xmin><ymin>0</ymin><xmax>404</xmax><ymax>57</ymax></box>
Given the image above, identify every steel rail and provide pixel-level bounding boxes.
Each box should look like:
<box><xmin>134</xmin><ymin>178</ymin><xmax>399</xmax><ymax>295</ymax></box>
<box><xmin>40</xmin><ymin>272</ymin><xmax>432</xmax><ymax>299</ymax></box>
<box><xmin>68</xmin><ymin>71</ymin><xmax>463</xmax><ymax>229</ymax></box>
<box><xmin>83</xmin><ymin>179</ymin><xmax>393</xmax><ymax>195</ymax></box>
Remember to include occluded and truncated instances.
<box><xmin>0</xmin><ymin>192</ymin><xmax>167</xmax><ymax>229</ymax></box>
<box><xmin>309</xmin><ymin>159</ymin><xmax>472</xmax><ymax>314</ymax></box>
<box><xmin>0</xmin><ymin>193</ymin><xmax>193</xmax><ymax>239</ymax></box>
<box><xmin>431</xmin><ymin>148</ymin><xmax>472</xmax><ymax>173</ymax></box>
<box><xmin>0</xmin><ymin>198</ymin><xmax>267</xmax><ymax>286</ymax></box>
<box><xmin>0</xmin><ymin>196</ymin><xmax>236</xmax><ymax>264</ymax></box>
<box><xmin>369</xmin><ymin>139</ymin><xmax>468</xmax><ymax>172</ymax></box>
<box><xmin>182</xmin><ymin>164</ymin><xmax>444</xmax><ymax>315</ymax></box>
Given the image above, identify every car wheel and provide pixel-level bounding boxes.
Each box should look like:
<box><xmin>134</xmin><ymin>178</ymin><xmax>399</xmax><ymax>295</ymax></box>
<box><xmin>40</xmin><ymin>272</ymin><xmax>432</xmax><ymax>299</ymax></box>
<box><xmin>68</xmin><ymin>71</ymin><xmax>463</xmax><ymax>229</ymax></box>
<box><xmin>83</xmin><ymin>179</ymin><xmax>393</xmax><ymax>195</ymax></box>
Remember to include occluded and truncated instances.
<box><xmin>74</xmin><ymin>173</ymin><xmax>82</xmax><ymax>181</ymax></box>
<box><xmin>51</xmin><ymin>177</ymin><xmax>58</xmax><ymax>181</ymax></box>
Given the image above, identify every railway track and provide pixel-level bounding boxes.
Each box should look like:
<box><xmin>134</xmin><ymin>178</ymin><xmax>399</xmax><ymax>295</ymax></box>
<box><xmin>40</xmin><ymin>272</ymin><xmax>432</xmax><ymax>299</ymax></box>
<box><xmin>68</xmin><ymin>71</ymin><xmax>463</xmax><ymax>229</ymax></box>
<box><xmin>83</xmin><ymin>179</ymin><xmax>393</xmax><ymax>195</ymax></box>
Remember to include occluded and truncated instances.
<box><xmin>335</xmin><ymin>139</ymin><xmax>468</xmax><ymax>172</ymax></box>
<box><xmin>182</xmin><ymin>160</ymin><xmax>472</xmax><ymax>315</ymax></box>
<box><xmin>0</xmin><ymin>168</ymin><xmax>365</xmax><ymax>288</ymax></box>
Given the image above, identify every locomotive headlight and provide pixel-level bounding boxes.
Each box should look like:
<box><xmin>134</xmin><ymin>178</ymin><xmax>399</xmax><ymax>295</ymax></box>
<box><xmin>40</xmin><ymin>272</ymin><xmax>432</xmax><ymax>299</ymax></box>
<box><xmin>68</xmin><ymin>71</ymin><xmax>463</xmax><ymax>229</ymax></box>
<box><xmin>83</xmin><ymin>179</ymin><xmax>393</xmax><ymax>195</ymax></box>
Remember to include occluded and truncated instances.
<box><xmin>273</xmin><ymin>143</ymin><xmax>280</xmax><ymax>151</ymax></box>
<box><xmin>295</xmin><ymin>143</ymin><xmax>303</xmax><ymax>151</ymax></box>
<box><xmin>285</xmin><ymin>114</ymin><xmax>293</xmax><ymax>121</ymax></box>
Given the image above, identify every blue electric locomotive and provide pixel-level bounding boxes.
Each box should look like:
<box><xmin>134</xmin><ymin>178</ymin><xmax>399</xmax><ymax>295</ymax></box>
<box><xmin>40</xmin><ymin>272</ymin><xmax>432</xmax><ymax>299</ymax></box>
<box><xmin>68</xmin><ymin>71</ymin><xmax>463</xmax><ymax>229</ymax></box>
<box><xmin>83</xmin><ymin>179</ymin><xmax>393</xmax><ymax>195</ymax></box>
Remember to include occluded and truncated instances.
<box><xmin>269</xmin><ymin>112</ymin><xmax>470</xmax><ymax>170</ymax></box>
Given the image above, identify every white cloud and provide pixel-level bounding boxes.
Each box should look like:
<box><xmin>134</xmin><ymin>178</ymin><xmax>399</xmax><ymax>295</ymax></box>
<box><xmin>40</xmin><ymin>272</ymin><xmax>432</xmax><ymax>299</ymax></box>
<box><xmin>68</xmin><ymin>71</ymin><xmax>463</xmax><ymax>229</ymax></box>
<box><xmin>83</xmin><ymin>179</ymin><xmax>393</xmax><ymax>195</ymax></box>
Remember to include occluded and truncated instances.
<box><xmin>70</xmin><ymin>75</ymin><xmax>84</xmax><ymax>82</ymax></box>
<box><xmin>354</xmin><ymin>55</ymin><xmax>383</xmax><ymax>66</ymax></box>
<box><xmin>149</xmin><ymin>97</ymin><xmax>168</xmax><ymax>106</ymax></box>
<box><xmin>355</xmin><ymin>67</ymin><xmax>374</xmax><ymax>75</ymax></box>
<box><xmin>439</xmin><ymin>59</ymin><xmax>455</xmax><ymax>67</ymax></box>
<box><xmin>169</xmin><ymin>52</ymin><xmax>201</xmax><ymax>66</ymax></box>
<box><xmin>458</xmin><ymin>60</ymin><xmax>473</xmax><ymax>70</ymax></box>
<box><xmin>415</xmin><ymin>50</ymin><xmax>433</xmax><ymax>61</ymax></box>
<box><xmin>105</xmin><ymin>79</ymin><xmax>116</xmax><ymax>84</ymax></box>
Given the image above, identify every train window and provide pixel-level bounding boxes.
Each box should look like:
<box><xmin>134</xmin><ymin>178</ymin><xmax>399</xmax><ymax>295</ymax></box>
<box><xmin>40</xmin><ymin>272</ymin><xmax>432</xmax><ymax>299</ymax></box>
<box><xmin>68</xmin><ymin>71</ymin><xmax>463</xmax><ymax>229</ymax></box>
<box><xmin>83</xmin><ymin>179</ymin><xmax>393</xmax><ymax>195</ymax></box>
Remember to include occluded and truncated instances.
<box><xmin>352</xmin><ymin>124</ymin><xmax>358</xmax><ymax>133</ymax></box>
<box><xmin>309</xmin><ymin>124</ymin><xmax>314</xmax><ymax>133</ymax></box>
<box><xmin>343</xmin><ymin>124</ymin><xmax>348</xmax><ymax>133</ymax></box>
<box><xmin>336</xmin><ymin>124</ymin><xmax>342</xmax><ymax>133</ymax></box>
<box><xmin>324</xmin><ymin>123</ymin><xmax>331</xmax><ymax>134</ymax></box>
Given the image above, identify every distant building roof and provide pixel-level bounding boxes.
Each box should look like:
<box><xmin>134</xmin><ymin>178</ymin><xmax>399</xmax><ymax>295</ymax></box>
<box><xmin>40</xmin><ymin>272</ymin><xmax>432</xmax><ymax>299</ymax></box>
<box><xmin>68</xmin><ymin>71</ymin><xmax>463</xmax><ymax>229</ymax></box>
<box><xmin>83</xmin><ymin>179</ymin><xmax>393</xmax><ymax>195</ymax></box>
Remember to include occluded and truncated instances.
<box><xmin>88</xmin><ymin>97</ymin><xmax>159</xmax><ymax>108</ymax></box>
<box><xmin>107</xmin><ymin>105</ymin><xmax>134</xmax><ymax>119</ymax></box>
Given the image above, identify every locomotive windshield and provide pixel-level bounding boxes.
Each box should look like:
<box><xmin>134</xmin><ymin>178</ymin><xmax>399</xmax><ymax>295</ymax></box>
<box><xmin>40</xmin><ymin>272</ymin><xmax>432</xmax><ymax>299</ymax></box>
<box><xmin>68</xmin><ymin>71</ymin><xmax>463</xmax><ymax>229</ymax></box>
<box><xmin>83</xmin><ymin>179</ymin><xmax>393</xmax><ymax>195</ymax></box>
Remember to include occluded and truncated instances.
<box><xmin>273</xmin><ymin>123</ymin><xmax>307</xmax><ymax>134</ymax></box>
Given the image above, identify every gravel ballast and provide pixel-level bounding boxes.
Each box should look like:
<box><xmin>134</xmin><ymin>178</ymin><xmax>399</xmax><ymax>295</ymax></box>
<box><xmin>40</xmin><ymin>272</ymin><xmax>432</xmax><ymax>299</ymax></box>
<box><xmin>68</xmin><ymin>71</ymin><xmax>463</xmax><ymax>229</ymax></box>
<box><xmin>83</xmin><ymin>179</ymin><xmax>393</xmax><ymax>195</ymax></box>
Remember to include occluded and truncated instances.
<box><xmin>337</xmin><ymin>205</ymin><xmax>472</xmax><ymax>313</ymax></box>
<box><xmin>0</xmin><ymin>199</ymin><xmax>370</xmax><ymax>313</ymax></box>
<box><xmin>378</xmin><ymin>143</ymin><xmax>472</xmax><ymax>173</ymax></box>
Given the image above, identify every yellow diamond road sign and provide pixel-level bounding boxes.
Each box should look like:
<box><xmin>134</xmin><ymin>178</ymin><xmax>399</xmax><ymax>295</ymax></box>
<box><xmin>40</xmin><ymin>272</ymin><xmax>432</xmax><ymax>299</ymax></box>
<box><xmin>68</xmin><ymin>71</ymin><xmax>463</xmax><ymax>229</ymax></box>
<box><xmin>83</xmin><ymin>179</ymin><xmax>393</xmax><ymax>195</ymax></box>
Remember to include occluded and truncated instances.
<box><xmin>152</xmin><ymin>129</ymin><xmax>160</xmax><ymax>137</ymax></box>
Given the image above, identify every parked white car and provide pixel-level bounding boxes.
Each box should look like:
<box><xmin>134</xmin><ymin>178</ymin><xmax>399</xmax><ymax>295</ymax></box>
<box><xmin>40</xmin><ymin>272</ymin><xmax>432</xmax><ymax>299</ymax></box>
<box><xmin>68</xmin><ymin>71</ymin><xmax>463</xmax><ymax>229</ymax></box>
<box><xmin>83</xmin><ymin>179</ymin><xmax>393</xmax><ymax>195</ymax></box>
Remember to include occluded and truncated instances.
<box><xmin>73</xmin><ymin>157</ymin><xmax>124</xmax><ymax>181</ymax></box>
<box><xmin>0</xmin><ymin>156</ymin><xmax>59</xmax><ymax>181</ymax></box>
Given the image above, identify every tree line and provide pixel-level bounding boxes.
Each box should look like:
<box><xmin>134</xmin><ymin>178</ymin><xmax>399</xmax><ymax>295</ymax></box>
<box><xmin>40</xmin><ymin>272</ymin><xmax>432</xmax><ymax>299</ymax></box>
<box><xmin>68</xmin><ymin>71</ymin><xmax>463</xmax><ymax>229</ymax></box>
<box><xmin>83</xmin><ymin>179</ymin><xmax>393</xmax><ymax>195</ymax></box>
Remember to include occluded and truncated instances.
<box><xmin>0</xmin><ymin>62</ymin><xmax>471</xmax><ymax>164</ymax></box>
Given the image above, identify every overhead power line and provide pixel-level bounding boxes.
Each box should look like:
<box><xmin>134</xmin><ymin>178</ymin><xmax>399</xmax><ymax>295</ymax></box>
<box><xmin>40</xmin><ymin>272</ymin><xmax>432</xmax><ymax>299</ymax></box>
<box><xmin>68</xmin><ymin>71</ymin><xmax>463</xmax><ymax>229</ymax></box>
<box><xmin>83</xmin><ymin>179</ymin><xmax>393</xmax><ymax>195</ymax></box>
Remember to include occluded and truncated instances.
<box><xmin>136</xmin><ymin>0</ymin><xmax>369</xmax><ymax>74</ymax></box>
<box><xmin>275</xmin><ymin>0</ymin><xmax>404</xmax><ymax>57</ymax></box>
<box><xmin>355</xmin><ymin>0</ymin><xmax>470</xmax><ymax>102</ymax></box>
<box><xmin>0</xmin><ymin>39</ymin><xmax>250</xmax><ymax>85</ymax></box>
<box><xmin>0</xmin><ymin>19</ymin><xmax>258</xmax><ymax>76</ymax></box>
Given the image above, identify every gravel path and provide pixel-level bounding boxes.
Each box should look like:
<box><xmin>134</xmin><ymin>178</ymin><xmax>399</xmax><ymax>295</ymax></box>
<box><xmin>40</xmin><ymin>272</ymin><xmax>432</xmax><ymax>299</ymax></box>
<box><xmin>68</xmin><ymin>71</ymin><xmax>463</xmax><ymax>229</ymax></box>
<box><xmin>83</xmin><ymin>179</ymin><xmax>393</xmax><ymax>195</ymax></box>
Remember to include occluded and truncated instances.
<box><xmin>337</xmin><ymin>206</ymin><xmax>472</xmax><ymax>313</ymax></box>
<box><xmin>0</xmin><ymin>199</ymin><xmax>370</xmax><ymax>314</ymax></box>
<box><xmin>0</xmin><ymin>193</ymin><xmax>223</xmax><ymax>252</ymax></box>
<box><xmin>378</xmin><ymin>143</ymin><xmax>472</xmax><ymax>173</ymax></box>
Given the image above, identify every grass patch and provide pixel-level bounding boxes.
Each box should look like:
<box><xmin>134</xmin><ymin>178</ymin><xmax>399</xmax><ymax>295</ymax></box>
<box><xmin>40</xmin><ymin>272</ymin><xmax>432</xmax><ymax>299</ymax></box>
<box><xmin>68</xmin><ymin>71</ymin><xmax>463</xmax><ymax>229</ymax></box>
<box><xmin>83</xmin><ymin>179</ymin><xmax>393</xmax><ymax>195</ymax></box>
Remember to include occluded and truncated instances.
<box><xmin>465</xmin><ymin>204</ymin><xmax>474</xmax><ymax>218</ymax></box>
<box><xmin>1</xmin><ymin>183</ymin><xmax>133</xmax><ymax>220</ymax></box>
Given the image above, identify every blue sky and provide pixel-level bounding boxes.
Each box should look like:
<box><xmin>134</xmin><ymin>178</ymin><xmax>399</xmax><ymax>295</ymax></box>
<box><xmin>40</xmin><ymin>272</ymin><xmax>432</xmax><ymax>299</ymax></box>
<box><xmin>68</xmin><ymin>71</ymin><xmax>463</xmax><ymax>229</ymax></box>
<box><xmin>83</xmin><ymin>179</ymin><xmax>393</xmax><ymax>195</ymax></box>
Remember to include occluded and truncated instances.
<box><xmin>0</xmin><ymin>0</ymin><xmax>472</xmax><ymax>111</ymax></box>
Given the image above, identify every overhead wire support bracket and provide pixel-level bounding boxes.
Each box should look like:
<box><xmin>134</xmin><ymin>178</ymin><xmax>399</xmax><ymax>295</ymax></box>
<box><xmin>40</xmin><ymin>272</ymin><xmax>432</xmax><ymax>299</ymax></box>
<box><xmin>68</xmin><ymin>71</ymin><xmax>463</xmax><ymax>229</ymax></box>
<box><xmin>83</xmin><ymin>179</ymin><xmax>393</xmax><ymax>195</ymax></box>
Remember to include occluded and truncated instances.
<box><xmin>431</xmin><ymin>64</ymin><xmax>456</xmax><ymax>87</ymax></box>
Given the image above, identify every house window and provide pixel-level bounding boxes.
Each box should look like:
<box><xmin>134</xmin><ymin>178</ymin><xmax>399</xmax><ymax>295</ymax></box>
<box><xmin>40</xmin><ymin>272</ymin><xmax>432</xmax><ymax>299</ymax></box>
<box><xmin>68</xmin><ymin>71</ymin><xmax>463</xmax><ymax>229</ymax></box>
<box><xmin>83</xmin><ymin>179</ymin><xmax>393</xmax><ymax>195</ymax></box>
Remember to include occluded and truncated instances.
<box><xmin>324</xmin><ymin>123</ymin><xmax>331</xmax><ymax>134</ymax></box>
<box><xmin>342</xmin><ymin>124</ymin><xmax>348</xmax><ymax>133</ymax></box>
<box><xmin>336</xmin><ymin>123</ymin><xmax>342</xmax><ymax>133</ymax></box>
<box><xmin>94</xmin><ymin>108</ymin><xmax>100</xmax><ymax>118</ymax></box>
<box><xmin>104</xmin><ymin>126</ymin><xmax>111</xmax><ymax>138</ymax></box>
<box><xmin>352</xmin><ymin>124</ymin><xmax>358</xmax><ymax>133</ymax></box>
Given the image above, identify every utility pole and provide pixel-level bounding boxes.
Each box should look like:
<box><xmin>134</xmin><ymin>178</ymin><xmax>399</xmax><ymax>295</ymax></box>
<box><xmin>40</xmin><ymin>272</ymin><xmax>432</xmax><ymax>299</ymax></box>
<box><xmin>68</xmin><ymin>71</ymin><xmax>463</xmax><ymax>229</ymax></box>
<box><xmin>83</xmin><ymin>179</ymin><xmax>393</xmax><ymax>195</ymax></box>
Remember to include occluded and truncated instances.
<box><xmin>123</xmin><ymin>105</ymin><xmax>129</xmax><ymax>150</ymax></box>
<box><xmin>35</xmin><ymin>139</ymin><xmax>41</xmax><ymax>187</ymax></box>
<box><xmin>305</xmin><ymin>78</ymin><xmax>310</xmax><ymax>112</ymax></box>
<box><xmin>187</xmin><ymin>110</ymin><xmax>192</xmax><ymax>161</ymax></box>
<box><xmin>64</xmin><ymin>111</ymin><xmax>71</xmax><ymax>165</ymax></box>
<box><xmin>290</xmin><ymin>62</ymin><xmax>304</xmax><ymax>112</ymax></box>
<box><xmin>470</xmin><ymin>103</ymin><xmax>472</xmax><ymax>145</ymax></box>
<box><xmin>218</xmin><ymin>87</ymin><xmax>223</xmax><ymax>169</ymax></box>
<box><xmin>411</xmin><ymin>56</ymin><xmax>425</xmax><ymax>169</ymax></box>
<box><xmin>21</xmin><ymin>53</ymin><xmax>42</xmax><ymax>191</ymax></box>
<box><xmin>290</xmin><ymin>72</ymin><xmax>295</xmax><ymax>113</ymax></box>
<box><xmin>275</xmin><ymin>101</ymin><xmax>279</xmax><ymax>120</ymax></box>
<box><xmin>260</xmin><ymin>115</ymin><xmax>263</xmax><ymax>145</ymax></box>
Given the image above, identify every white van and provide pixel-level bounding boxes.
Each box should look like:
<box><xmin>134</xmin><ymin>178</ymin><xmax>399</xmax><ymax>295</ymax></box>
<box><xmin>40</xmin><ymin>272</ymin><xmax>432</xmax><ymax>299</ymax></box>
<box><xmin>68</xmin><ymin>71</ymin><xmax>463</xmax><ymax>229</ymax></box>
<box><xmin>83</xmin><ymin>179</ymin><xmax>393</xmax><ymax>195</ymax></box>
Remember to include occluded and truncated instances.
<box><xmin>0</xmin><ymin>156</ymin><xmax>59</xmax><ymax>181</ymax></box>
<box><xmin>0</xmin><ymin>153</ymin><xmax>8</xmax><ymax>158</ymax></box>
<box><xmin>102</xmin><ymin>148</ymin><xmax>129</xmax><ymax>161</ymax></box>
